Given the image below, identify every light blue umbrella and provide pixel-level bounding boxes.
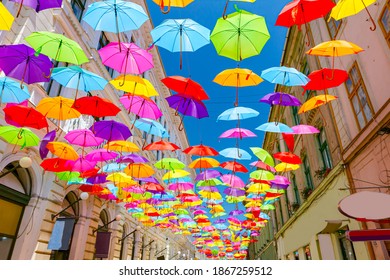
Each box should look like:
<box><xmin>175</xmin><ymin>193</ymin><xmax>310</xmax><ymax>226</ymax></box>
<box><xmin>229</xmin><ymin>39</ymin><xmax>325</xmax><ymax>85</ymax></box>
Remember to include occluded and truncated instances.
<box><xmin>151</xmin><ymin>19</ymin><xmax>210</xmax><ymax>69</ymax></box>
<box><xmin>217</xmin><ymin>106</ymin><xmax>259</xmax><ymax>121</ymax></box>
<box><xmin>256</xmin><ymin>122</ymin><xmax>293</xmax><ymax>133</ymax></box>
<box><xmin>134</xmin><ymin>118</ymin><xmax>168</xmax><ymax>148</ymax></box>
<box><xmin>261</xmin><ymin>66</ymin><xmax>310</xmax><ymax>86</ymax></box>
<box><xmin>51</xmin><ymin>66</ymin><xmax>107</xmax><ymax>98</ymax></box>
<box><xmin>219</xmin><ymin>147</ymin><xmax>252</xmax><ymax>160</ymax></box>
<box><xmin>100</xmin><ymin>163</ymin><xmax>127</xmax><ymax>173</ymax></box>
<box><xmin>0</xmin><ymin>77</ymin><xmax>30</xmax><ymax>103</ymax></box>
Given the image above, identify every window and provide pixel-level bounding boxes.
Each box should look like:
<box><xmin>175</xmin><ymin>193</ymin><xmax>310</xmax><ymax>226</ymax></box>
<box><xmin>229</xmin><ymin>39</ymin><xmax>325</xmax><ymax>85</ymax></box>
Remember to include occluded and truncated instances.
<box><xmin>303</xmin><ymin>156</ymin><xmax>314</xmax><ymax>190</ymax></box>
<box><xmin>379</xmin><ymin>0</ymin><xmax>390</xmax><ymax>47</ymax></box>
<box><xmin>277</xmin><ymin>200</ymin><xmax>284</xmax><ymax>226</ymax></box>
<box><xmin>317</xmin><ymin>129</ymin><xmax>332</xmax><ymax>169</ymax></box>
<box><xmin>291</xmin><ymin>174</ymin><xmax>301</xmax><ymax>205</ymax></box>
<box><xmin>345</xmin><ymin>62</ymin><xmax>374</xmax><ymax>130</ymax></box>
<box><xmin>71</xmin><ymin>0</ymin><xmax>87</xmax><ymax>22</ymax></box>
<box><xmin>325</xmin><ymin>17</ymin><xmax>342</xmax><ymax>40</ymax></box>
<box><xmin>337</xmin><ymin>227</ymin><xmax>356</xmax><ymax>260</ymax></box>
<box><xmin>97</xmin><ymin>32</ymin><xmax>109</xmax><ymax>50</ymax></box>
<box><xmin>301</xmin><ymin>60</ymin><xmax>313</xmax><ymax>101</ymax></box>
<box><xmin>291</xmin><ymin>106</ymin><xmax>300</xmax><ymax>125</ymax></box>
<box><xmin>304</xmin><ymin>245</ymin><xmax>312</xmax><ymax>260</ymax></box>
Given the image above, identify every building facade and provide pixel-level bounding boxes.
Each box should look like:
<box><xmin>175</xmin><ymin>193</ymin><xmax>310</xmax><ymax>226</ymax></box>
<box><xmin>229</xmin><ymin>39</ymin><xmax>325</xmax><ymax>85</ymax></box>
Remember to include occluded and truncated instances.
<box><xmin>250</xmin><ymin>0</ymin><xmax>389</xmax><ymax>260</ymax></box>
<box><xmin>0</xmin><ymin>0</ymin><xmax>196</xmax><ymax>260</ymax></box>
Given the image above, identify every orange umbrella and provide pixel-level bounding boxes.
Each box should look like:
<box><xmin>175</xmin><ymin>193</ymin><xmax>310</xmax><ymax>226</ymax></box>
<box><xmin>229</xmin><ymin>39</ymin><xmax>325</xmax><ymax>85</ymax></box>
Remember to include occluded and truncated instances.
<box><xmin>36</xmin><ymin>96</ymin><xmax>80</xmax><ymax>121</ymax></box>
<box><xmin>46</xmin><ymin>142</ymin><xmax>79</xmax><ymax>160</ymax></box>
<box><xmin>189</xmin><ymin>157</ymin><xmax>219</xmax><ymax>169</ymax></box>
<box><xmin>124</xmin><ymin>163</ymin><xmax>154</xmax><ymax>178</ymax></box>
<box><xmin>298</xmin><ymin>94</ymin><xmax>337</xmax><ymax>114</ymax></box>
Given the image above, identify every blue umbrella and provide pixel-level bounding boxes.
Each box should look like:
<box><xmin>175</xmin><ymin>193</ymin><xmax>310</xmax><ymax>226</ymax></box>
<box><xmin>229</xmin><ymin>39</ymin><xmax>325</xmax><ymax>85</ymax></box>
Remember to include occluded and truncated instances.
<box><xmin>83</xmin><ymin>0</ymin><xmax>148</xmax><ymax>50</ymax></box>
<box><xmin>219</xmin><ymin>147</ymin><xmax>252</xmax><ymax>160</ymax></box>
<box><xmin>256</xmin><ymin>121</ymin><xmax>293</xmax><ymax>133</ymax></box>
<box><xmin>134</xmin><ymin>118</ymin><xmax>168</xmax><ymax>148</ymax></box>
<box><xmin>151</xmin><ymin>19</ymin><xmax>210</xmax><ymax>69</ymax></box>
<box><xmin>217</xmin><ymin>106</ymin><xmax>259</xmax><ymax>121</ymax></box>
<box><xmin>261</xmin><ymin>66</ymin><xmax>310</xmax><ymax>86</ymax></box>
<box><xmin>0</xmin><ymin>77</ymin><xmax>30</xmax><ymax>103</ymax></box>
<box><xmin>51</xmin><ymin>66</ymin><xmax>107</xmax><ymax>98</ymax></box>
<box><xmin>100</xmin><ymin>163</ymin><xmax>127</xmax><ymax>173</ymax></box>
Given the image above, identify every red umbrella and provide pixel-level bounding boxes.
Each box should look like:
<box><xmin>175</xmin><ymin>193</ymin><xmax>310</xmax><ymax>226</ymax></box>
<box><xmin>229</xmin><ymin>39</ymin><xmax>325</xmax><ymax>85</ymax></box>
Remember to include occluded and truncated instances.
<box><xmin>3</xmin><ymin>105</ymin><xmax>48</xmax><ymax>131</ymax></box>
<box><xmin>220</xmin><ymin>161</ymin><xmax>248</xmax><ymax>173</ymax></box>
<box><xmin>161</xmin><ymin>76</ymin><xmax>209</xmax><ymax>100</ymax></box>
<box><xmin>40</xmin><ymin>158</ymin><xmax>72</xmax><ymax>172</ymax></box>
<box><xmin>276</xmin><ymin>0</ymin><xmax>335</xmax><ymax>44</ymax></box>
<box><xmin>273</xmin><ymin>152</ymin><xmax>302</xmax><ymax>164</ymax></box>
<box><xmin>182</xmin><ymin>144</ymin><xmax>218</xmax><ymax>156</ymax></box>
<box><xmin>144</xmin><ymin>140</ymin><xmax>180</xmax><ymax>151</ymax></box>
<box><xmin>302</xmin><ymin>68</ymin><xmax>349</xmax><ymax>94</ymax></box>
<box><xmin>144</xmin><ymin>182</ymin><xmax>165</xmax><ymax>193</ymax></box>
<box><xmin>72</xmin><ymin>96</ymin><xmax>121</xmax><ymax>117</ymax></box>
<box><xmin>79</xmin><ymin>184</ymin><xmax>104</xmax><ymax>194</ymax></box>
<box><xmin>79</xmin><ymin>167</ymin><xmax>101</xmax><ymax>178</ymax></box>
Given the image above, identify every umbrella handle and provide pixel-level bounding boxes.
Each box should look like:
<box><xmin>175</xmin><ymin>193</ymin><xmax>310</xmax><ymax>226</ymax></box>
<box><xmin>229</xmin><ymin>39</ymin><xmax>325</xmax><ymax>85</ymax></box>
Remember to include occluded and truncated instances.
<box><xmin>178</xmin><ymin>116</ymin><xmax>185</xmax><ymax>132</ymax></box>
<box><xmin>16</xmin><ymin>0</ymin><xmax>24</xmax><ymax>18</ymax></box>
<box><xmin>304</xmin><ymin>24</ymin><xmax>310</xmax><ymax>46</ymax></box>
<box><xmin>119</xmin><ymin>74</ymin><xmax>126</xmax><ymax>87</ymax></box>
<box><xmin>222</xmin><ymin>0</ymin><xmax>229</xmax><ymax>20</ymax></box>
<box><xmin>160</xmin><ymin>0</ymin><xmax>171</xmax><ymax>14</ymax></box>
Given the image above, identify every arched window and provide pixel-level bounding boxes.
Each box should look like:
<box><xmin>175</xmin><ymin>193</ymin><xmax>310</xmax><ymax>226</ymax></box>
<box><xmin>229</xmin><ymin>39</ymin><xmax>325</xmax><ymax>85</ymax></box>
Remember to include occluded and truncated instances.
<box><xmin>94</xmin><ymin>209</ymin><xmax>111</xmax><ymax>259</ymax></box>
<box><xmin>0</xmin><ymin>161</ymin><xmax>32</xmax><ymax>260</ymax></box>
<box><xmin>99</xmin><ymin>210</ymin><xmax>109</xmax><ymax>232</ymax></box>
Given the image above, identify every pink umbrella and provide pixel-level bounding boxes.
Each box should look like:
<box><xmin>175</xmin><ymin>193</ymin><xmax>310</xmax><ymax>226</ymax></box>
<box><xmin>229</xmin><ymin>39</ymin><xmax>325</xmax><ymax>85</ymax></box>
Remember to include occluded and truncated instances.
<box><xmin>65</xmin><ymin>129</ymin><xmax>104</xmax><ymax>147</ymax></box>
<box><xmin>168</xmin><ymin>182</ymin><xmax>194</xmax><ymax>191</ymax></box>
<box><xmin>120</xmin><ymin>94</ymin><xmax>162</xmax><ymax>119</ymax></box>
<box><xmin>250</xmin><ymin>160</ymin><xmax>276</xmax><ymax>172</ymax></box>
<box><xmin>85</xmin><ymin>149</ymin><xmax>118</xmax><ymax>162</ymax></box>
<box><xmin>220</xmin><ymin>174</ymin><xmax>245</xmax><ymax>188</ymax></box>
<box><xmin>219</xmin><ymin>128</ymin><xmax>257</xmax><ymax>139</ymax></box>
<box><xmin>98</xmin><ymin>42</ymin><xmax>153</xmax><ymax>78</ymax></box>
<box><xmin>193</xmin><ymin>209</ymin><xmax>207</xmax><ymax>215</ymax></box>
<box><xmin>289</xmin><ymin>124</ymin><xmax>320</xmax><ymax>134</ymax></box>
<box><xmin>124</xmin><ymin>185</ymin><xmax>145</xmax><ymax>194</ymax></box>
<box><xmin>67</xmin><ymin>158</ymin><xmax>97</xmax><ymax>173</ymax></box>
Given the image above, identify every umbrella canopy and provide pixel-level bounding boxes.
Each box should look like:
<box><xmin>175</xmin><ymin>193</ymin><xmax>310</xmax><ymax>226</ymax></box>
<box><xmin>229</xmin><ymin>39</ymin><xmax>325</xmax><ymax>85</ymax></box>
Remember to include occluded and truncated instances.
<box><xmin>125</xmin><ymin>163</ymin><xmax>155</xmax><ymax>178</ymax></box>
<box><xmin>120</xmin><ymin>95</ymin><xmax>162</xmax><ymax>120</ymax></box>
<box><xmin>219</xmin><ymin>148</ymin><xmax>252</xmax><ymax>160</ymax></box>
<box><xmin>36</xmin><ymin>96</ymin><xmax>81</xmax><ymax>120</ymax></box>
<box><xmin>260</xmin><ymin>92</ymin><xmax>301</xmax><ymax>106</ymax></box>
<box><xmin>0</xmin><ymin>126</ymin><xmax>40</xmax><ymax>148</ymax></box>
<box><xmin>40</xmin><ymin>130</ymin><xmax>56</xmax><ymax>159</ymax></box>
<box><xmin>210</xmin><ymin>7</ymin><xmax>270</xmax><ymax>61</ymax></box>
<box><xmin>11</xmin><ymin>0</ymin><xmax>62</xmax><ymax>16</ymax></box>
<box><xmin>0</xmin><ymin>44</ymin><xmax>52</xmax><ymax>86</ymax></box>
<box><xmin>151</xmin><ymin>18</ymin><xmax>210</xmax><ymax>69</ymax></box>
<box><xmin>298</xmin><ymin>95</ymin><xmax>338</xmax><ymax>114</ymax></box>
<box><xmin>47</xmin><ymin>142</ymin><xmax>79</xmax><ymax>160</ymax></box>
<box><xmin>261</xmin><ymin>66</ymin><xmax>310</xmax><ymax>86</ymax></box>
<box><xmin>220</xmin><ymin>161</ymin><xmax>248</xmax><ymax>173</ymax></box>
<box><xmin>117</xmin><ymin>154</ymin><xmax>148</xmax><ymax>164</ymax></box>
<box><xmin>161</xmin><ymin>76</ymin><xmax>209</xmax><ymax>100</ymax></box>
<box><xmin>155</xmin><ymin>158</ymin><xmax>186</xmax><ymax>170</ymax></box>
<box><xmin>0</xmin><ymin>3</ymin><xmax>14</xmax><ymax>31</ymax></box>
<box><xmin>183</xmin><ymin>144</ymin><xmax>219</xmax><ymax>156</ymax></box>
<box><xmin>217</xmin><ymin>106</ymin><xmax>259</xmax><ymax>121</ymax></box>
<box><xmin>143</xmin><ymin>140</ymin><xmax>180</xmax><ymax>152</ymax></box>
<box><xmin>189</xmin><ymin>158</ymin><xmax>220</xmax><ymax>169</ymax></box>
<box><xmin>274</xmin><ymin>152</ymin><xmax>302</xmax><ymax>164</ymax></box>
<box><xmin>195</xmin><ymin>170</ymin><xmax>222</xmax><ymax>181</ymax></box>
<box><xmin>3</xmin><ymin>105</ymin><xmax>48</xmax><ymax>131</ymax></box>
<box><xmin>109</xmin><ymin>75</ymin><xmax>158</xmax><ymax>97</ymax></box>
<box><xmin>85</xmin><ymin>149</ymin><xmax>118</xmax><ymax>162</ymax></box>
<box><xmin>65</xmin><ymin>129</ymin><xmax>104</xmax><ymax>147</ymax></box>
<box><xmin>275</xmin><ymin>163</ymin><xmax>300</xmax><ymax>172</ymax></box>
<box><xmin>25</xmin><ymin>31</ymin><xmax>89</xmax><ymax>65</ymax></box>
<box><xmin>256</xmin><ymin>122</ymin><xmax>294</xmax><ymax>133</ymax></box>
<box><xmin>90</xmin><ymin>120</ymin><xmax>132</xmax><ymax>142</ymax></box>
<box><xmin>303</xmin><ymin>68</ymin><xmax>349</xmax><ymax>92</ymax></box>
<box><xmin>213</xmin><ymin>68</ymin><xmax>262</xmax><ymax>106</ymax></box>
<box><xmin>250</xmin><ymin>147</ymin><xmax>275</xmax><ymax>167</ymax></box>
<box><xmin>98</xmin><ymin>42</ymin><xmax>154</xmax><ymax>75</ymax></box>
<box><xmin>219</xmin><ymin>128</ymin><xmax>256</xmax><ymax>139</ymax></box>
<box><xmin>289</xmin><ymin>124</ymin><xmax>320</xmax><ymax>134</ymax></box>
<box><xmin>0</xmin><ymin>78</ymin><xmax>30</xmax><ymax>104</ymax></box>
<box><xmin>249</xmin><ymin>170</ymin><xmax>275</xmax><ymax>181</ymax></box>
<box><xmin>329</xmin><ymin>0</ymin><xmax>377</xmax><ymax>31</ymax></box>
<box><xmin>72</xmin><ymin>96</ymin><xmax>121</xmax><ymax>118</ymax></box>
<box><xmin>134</xmin><ymin>118</ymin><xmax>167</xmax><ymax>137</ymax></box>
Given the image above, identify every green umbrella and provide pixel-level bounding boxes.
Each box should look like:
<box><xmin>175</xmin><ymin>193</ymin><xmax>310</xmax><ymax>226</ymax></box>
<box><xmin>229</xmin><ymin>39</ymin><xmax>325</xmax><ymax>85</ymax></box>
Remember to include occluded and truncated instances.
<box><xmin>25</xmin><ymin>31</ymin><xmax>89</xmax><ymax>67</ymax></box>
<box><xmin>154</xmin><ymin>158</ymin><xmax>185</xmax><ymax>170</ymax></box>
<box><xmin>249</xmin><ymin>147</ymin><xmax>274</xmax><ymax>167</ymax></box>
<box><xmin>56</xmin><ymin>171</ymin><xmax>81</xmax><ymax>181</ymax></box>
<box><xmin>0</xmin><ymin>126</ymin><xmax>40</xmax><ymax>149</ymax></box>
<box><xmin>260</xmin><ymin>204</ymin><xmax>275</xmax><ymax>210</ymax></box>
<box><xmin>249</xmin><ymin>170</ymin><xmax>275</xmax><ymax>181</ymax></box>
<box><xmin>210</xmin><ymin>5</ymin><xmax>270</xmax><ymax>61</ymax></box>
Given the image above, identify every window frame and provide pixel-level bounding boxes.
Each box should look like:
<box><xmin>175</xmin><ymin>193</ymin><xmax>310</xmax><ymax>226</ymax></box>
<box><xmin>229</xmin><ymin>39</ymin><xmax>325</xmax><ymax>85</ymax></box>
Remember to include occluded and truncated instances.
<box><xmin>71</xmin><ymin>0</ymin><xmax>87</xmax><ymax>22</ymax></box>
<box><xmin>379</xmin><ymin>0</ymin><xmax>390</xmax><ymax>48</ymax></box>
<box><xmin>324</xmin><ymin>0</ymin><xmax>343</xmax><ymax>40</ymax></box>
<box><xmin>303</xmin><ymin>156</ymin><xmax>314</xmax><ymax>190</ymax></box>
<box><xmin>316</xmin><ymin>129</ymin><xmax>332</xmax><ymax>169</ymax></box>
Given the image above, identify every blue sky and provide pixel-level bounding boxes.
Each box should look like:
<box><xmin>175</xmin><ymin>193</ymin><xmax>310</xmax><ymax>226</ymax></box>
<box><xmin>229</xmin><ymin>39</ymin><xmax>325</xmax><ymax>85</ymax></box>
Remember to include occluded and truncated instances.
<box><xmin>146</xmin><ymin>0</ymin><xmax>289</xmax><ymax>215</ymax></box>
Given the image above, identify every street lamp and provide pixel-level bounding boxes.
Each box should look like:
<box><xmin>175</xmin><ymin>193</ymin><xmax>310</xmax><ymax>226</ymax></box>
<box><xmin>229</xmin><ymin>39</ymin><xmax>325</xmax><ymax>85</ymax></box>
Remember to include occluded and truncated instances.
<box><xmin>51</xmin><ymin>192</ymin><xmax>89</xmax><ymax>220</ymax></box>
<box><xmin>0</xmin><ymin>157</ymin><xmax>32</xmax><ymax>179</ymax></box>
<box><xmin>93</xmin><ymin>214</ymin><xmax>122</xmax><ymax>234</ymax></box>
<box><xmin>118</xmin><ymin>225</ymin><xmax>141</xmax><ymax>244</ymax></box>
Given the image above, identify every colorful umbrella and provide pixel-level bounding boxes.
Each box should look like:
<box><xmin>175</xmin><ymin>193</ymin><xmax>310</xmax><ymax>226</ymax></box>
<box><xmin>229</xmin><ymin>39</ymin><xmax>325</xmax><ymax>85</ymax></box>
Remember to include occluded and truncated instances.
<box><xmin>125</xmin><ymin>163</ymin><xmax>155</xmax><ymax>178</ymax></box>
<box><xmin>0</xmin><ymin>126</ymin><xmax>40</xmax><ymax>149</ymax></box>
<box><xmin>259</xmin><ymin>92</ymin><xmax>301</xmax><ymax>106</ymax></box>
<box><xmin>302</xmin><ymin>68</ymin><xmax>348</xmax><ymax>93</ymax></box>
<box><xmin>0</xmin><ymin>3</ymin><xmax>14</xmax><ymax>31</ymax></box>
<box><xmin>117</xmin><ymin>154</ymin><xmax>148</xmax><ymax>164</ymax></box>
<box><xmin>155</xmin><ymin>158</ymin><xmax>186</xmax><ymax>170</ymax></box>
<box><xmin>85</xmin><ymin>149</ymin><xmax>118</xmax><ymax>162</ymax></box>
<box><xmin>249</xmin><ymin>170</ymin><xmax>275</xmax><ymax>181</ymax></box>
<box><xmin>250</xmin><ymin>160</ymin><xmax>276</xmax><ymax>172</ymax></box>
<box><xmin>83</xmin><ymin>0</ymin><xmax>149</xmax><ymax>49</ymax></box>
<box><xmin>152</xmin><ymin>0</ymin><xmax>194</xmax><ymax>14</ymax></box>
<box><xmin>11</xmin><ymin>0</ymin><xmax>63</xmax><ymax>17</ymax></box>
<box><xmin>166</xmin><ymin>94</ymin><xmax>209</xmax><ymax>131</ymax></box>
<box><xmin>256</xmin><ymin>122</ymin><xmax>294</xmax><ymax>133</ymax></box>
<box><xmin>65</xmin><ymin>129</ymin><xmax>104</xmax><ymax>147</ymax></box>
<box><xmin>39</xmin><ymin>130</ymin><xmax>56</xmax><ymax>159</ymax></box>
<box><xmin>219</xmin><ymin>128</ymin><xmax>256</xmax><ymax>139</ymax></box>
<box><xmin>109</xmin><ymin>75</ymin><xmax>158</xmax><ymax>97</ymax></box>
<box><xmin>0</xmin><ymin>44</ymin><xmax>52</xmax><ymax>87</ymax></box>
<box><xmin>104</xmin><ymin>141</ymin><xmax>139</xmax><ymax>153</ymax></box>
<box><xmin>161</xmin><ymin>76</ymin><xmax>209</xmax><ymax>100</ymax></box>
<box><xmin>183</xmin><ymin>144</ymin><xmax>218</xmax><ymax>156</ymax></box>
<box><xmin>220</xmin><ymin>161</ymin><xmax>248</xmax><ymax>173</ymax></box>
<box><xmin>250</xmin><ymin>147</ymin><xmax>275</xmax><ymax>167</ymax></box>
<box><xmin>274</xmin><ymin>152</ymin><xmax>302</xmax><ymax>164</ymax></box>
<box><xmin>189</xmin><ymin>157</ymin><xmax>220</xmax><ymax>169</ymax></box>
<box><xmin>213</xmin><ymin>68</ymin><xmax>262</xmax><ymax>106</ymax></box>
<box><xmin>47</xmin><ymin>142</ymin><xmax>79</xmax><ymax>160</ymax></box>
<box><xmin>120</xmin><ymin>94</ymin><xmax>162</xmax><ymax>121</ymax></box>
<box><xmin>210</xmin><ymin>6</ymin><xmax>270</xmax><ymax>61</ymax></box>
<box><xmin>72</xmin><ymin>96</ymin><xmax>121</xmax><ymax>118</ymax></box>
<box><xmin>40</xmin><ymin>158</ymin><xmax>72</xmax><ymax>172</ymax></box>
<box><xmin>3</xmin><ymin>105</ymin><xmax>48</xmax><ymax>131</ymax></box>
<box><xmin>0</xmin><ymin>78</ymin><xmax>30</xmax><ymax>104</ymax></box>
<box><xmin>298</xmin><ymin>95</ymin><xmax>338</xmax><ymax>114</ymax></box>
<box><xmin>219</xmin><ymin>148</ymin><xmax>252</xmax><ymax>160</ymax></box>
<box><xmin>143</xmin><ymin>140</ymin><xmax>180</xmax><ymax>153</ymax></box>
<box><xmin>195</xmin><ymin>170</ymin><xmax>222</xmax><ymax>181</ymax></box>
<box><xmin>51</xmin><ymin>66</ymin><xmax>107</xmax><ymax>98</ymax></box>
<box><xmin>36</xmin><ymin>96</ymin><xmax>81</xmax><ymax>121</ymax></box>
<box><xmin>151</xmin><ymin>18</ymin><xmax>210</xmax><ymax>69</ymax></box>
<box><xmin>261</xmin><ymin>66</ymin><xmax>310</xmax><ymax>86</ymax></box>
<box><xmin>134</xmin><ymin>118</ymin><xmax>167</xmax><ymax>148</ymax></box>
<box><xmin>329</xmin><ymin>0</ymin><xmax>377</xmax><ymax>31</ymax></box>
<box><xmin>90</xmin><ymin>120</ymin><xmax>131</xmax><ymax>142</ymax></box>
<box><xmin>275</xmin><ymin>162</ymin><xmax>300</xmax><ymax>172</ymax></box>
<box><xmin>289</xmin><ymin>124</ymin><xmax>320</xmax><ymax>134</ymax></box>
<box><xmin>217</xmin><ymin>106</ymin><xmax>259</xmax><ymax>121</ymax></box>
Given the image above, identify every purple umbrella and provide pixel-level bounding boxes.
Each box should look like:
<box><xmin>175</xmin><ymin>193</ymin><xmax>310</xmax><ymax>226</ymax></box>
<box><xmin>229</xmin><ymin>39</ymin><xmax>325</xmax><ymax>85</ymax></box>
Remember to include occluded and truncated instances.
<box><xmin>166</xmin><ymin>94</ymin><xmax>209</xmax><ymax>131</ymax></box>
<box><xmin>90</xmin><ymin>120</ymin><xmax>131</xmax><ymax>142</ymax></box>
<box><xmin>259</xmin><ymin>92</ymin><xmax>301</xmax><ymax>106</ymax></box>
<box><xmin>270</xmin><ymin>175</ymin><xmax>291</xmax><ymax>190</ymax></box>
<box><xmin>198</xmin><ymin>186</ymin><xmax>219</xmax><ymax>192</ymax></box>
<box><xmin>11</xmin><ymin>0</ymin><xmax>62</xmax><ymax>17</ymax></box>
<box><xmin>85</xmin><ymin>149</ymin><xmax>118</xmax><ymax>162</ymax></box>
<box><xmin>223</xmin><ymin>188</ymin><xmax>245</xmax><ymax>196</ymax></box>
<box><xmin>195</xmin><ymin>169</ymin><xmax>222</xmax><ymax>181</ymax></box>
<box><xmin>229</xmin><ymin>209</ymin><xmax>244</xmax><ymax>216</ymax></box>
<box><xmin>117</xmin><ymin>154</ymin><xmax>149</xmax><ymax>164</ymax></box>
<box><xmin>39</xmin><ymin>130</ymin><xmax>56</xmax><ymax>159</ymax></box>
<box><xmin>133</xmin><ymin>176</ymin><xmax>159</xmax><ymax>184</ymax></box>
<box><xmin>220</xmin><ymin>174</ymin><xmax>245</xmax><ymax>188</ymax></box>
<box><xmin>86</xmin><ymin>174</ymin><xmax>107</xmax><ymax>184</ymax></box>
<box><xmin>0</xmin><ymin>44</ymin><xmax>52</xmax><ymax>87</ymax></box>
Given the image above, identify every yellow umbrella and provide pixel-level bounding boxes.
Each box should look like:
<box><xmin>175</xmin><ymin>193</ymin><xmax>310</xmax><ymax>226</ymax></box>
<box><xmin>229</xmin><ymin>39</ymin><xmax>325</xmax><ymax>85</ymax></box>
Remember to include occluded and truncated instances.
<box><xmin>306</xmin><ymin>40</ymin><xmax>363</xmax><ymax>79</ymax></box>
<box><xmin>198</xmin><ymin>190</ymin><xmax>222</xmax><ymax>200</ymax></box>
<box><xmin>106</xmin><ymin>172</ymin><xmax>137</xmax><ymax>186</ymax></box>
<box><xmin>152</xmin><ymin>0</ymin><xmax>194</xmax><ymax>14</ymax></box>
<box><xmin>275</xmin><ymin>162</ymin><xmax>300</xmax><ymax>172</ymax></box>
<box><xmin>109</xmin><ymin>75</ymin><xmax>158</xmax><ymax>97</ymax></box>
<box><xmin>162</xmin><ymin>169</ymin><xmax>190</xmax><ymax>180</ymax></box>
<box><xmin>208</xmin><ymin>204</ymin><xmax>225</xmax><ymax>213</ymax></box>
<box><xmin>46</xmin><ymin>142</ymin><xmax>79</xmax><ymax>160</ymax></box>
<box><xmin>246</xmin><ymin>183</ymin><xmax>270</xmax><ymax>193</ymax></box>
<box><xmin>213</xmin><ymin>68</ymin><xmax>263</xmax><ymax>106</ymax></box>
<box><xmin>36</xmin><ymin>96</ymin><xmax>81</xmax><ymax>121</ymax></box>
<box><xmin>104</xmin><ymin>141</ymin><xmax>139</xmax><ymax>153</ymax></box>
<box><xmin>0</xmin><ymin>3</ymin><xmax>14</xmax><ymax>31</ymax></box>
<box><xmin>124</xmin><ymin>163</ymin><xmax>155</xmax><ymax>178</ymax></box>
<box><xmin>298</xmin><ymin>94</ymin><xmax>338</xmax><ymax>114</ymax></box>
<box><xmin>329</xmin><ymin>0</ymin><xmax>377</xmax><ymax>31</ymax></box>
<box><xmin>189</xmin><ymin>157</ymin><xmax>220</xmax><ymax>169</ymax></box>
